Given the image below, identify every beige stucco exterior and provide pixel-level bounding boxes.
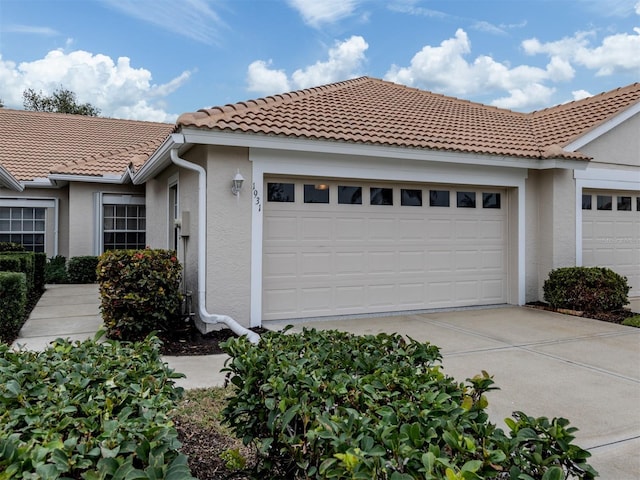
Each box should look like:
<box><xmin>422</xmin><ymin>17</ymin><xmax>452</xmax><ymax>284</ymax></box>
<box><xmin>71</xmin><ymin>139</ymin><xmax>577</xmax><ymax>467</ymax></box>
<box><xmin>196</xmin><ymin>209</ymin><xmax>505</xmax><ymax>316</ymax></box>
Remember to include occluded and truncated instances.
<box><xmin>579</xmin><ymin>113</ymin><xmax>640</xmax><ymax>168</ymax></box>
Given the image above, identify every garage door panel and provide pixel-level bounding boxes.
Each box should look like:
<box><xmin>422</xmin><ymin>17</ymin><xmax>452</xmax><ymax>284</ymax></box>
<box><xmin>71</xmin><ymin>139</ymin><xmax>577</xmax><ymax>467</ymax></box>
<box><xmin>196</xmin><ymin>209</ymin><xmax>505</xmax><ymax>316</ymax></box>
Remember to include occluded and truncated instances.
<box><xmin>582</xmin><ymin>189</ymin><xmax>640</xmax><ymax>294</ymax></box>
<box><xmin>263</xmin><ymin>181</ymin><xmax>509</xmax><ymax>320</ymax></box>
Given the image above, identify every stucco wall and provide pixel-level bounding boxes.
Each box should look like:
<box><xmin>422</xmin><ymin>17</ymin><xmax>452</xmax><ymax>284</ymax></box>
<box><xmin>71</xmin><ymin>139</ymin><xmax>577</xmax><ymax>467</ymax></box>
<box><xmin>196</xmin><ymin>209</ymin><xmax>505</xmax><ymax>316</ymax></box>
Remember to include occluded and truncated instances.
<box><xmin>0</xmin><ymin>186</ymin><xmax>69</xmax><ymax>258</ymax></box>
<box><xmin>203</xmin><ymin>145</ymin><xmax>253</xmax><ymax>328</ymax></box>
<box><xmin>579</xmin><ymin>113</ymin><xmax>640</xmax><ymax>168</ymax></box>
<box><xmin>525</xmin><ymin>169</ymin><xmax>577</xmax><ymax>301</ymax></box>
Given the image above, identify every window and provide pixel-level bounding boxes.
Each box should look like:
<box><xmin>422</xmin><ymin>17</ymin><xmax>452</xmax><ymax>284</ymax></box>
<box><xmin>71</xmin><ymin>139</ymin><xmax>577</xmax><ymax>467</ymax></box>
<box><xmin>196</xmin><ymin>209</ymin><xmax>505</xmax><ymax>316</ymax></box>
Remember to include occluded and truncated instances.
<box><xmin>457</xmin><ymin>191</ymin><xmax>476</xmax><ymax>208</ymax></box>
<box><xmin>304</xmin><ymin>184</ymin><xmax>329</xmax><ymax>203</ymax></box>
<box><xmin>637</xmin><ymin>197</ymin><xmax>640</xmax><ymax>211</ymax></box>
<box><xmin>0</xmin><ymin>207</ymin><xmax>45</xmax><ymax>252</ymax></box>
<box><xmin>582</xmin><ymin>194</ymin><xmax>592</xmax><ymax>210</ymax></box>
<box><xmin>370</xmin><ymin>187</ymin><xmax>393</xmax><ymax>205</ymax></box>
<box><xmin>482</xmin><ymin>193</ymin><xmax>501</xmax><ymax>209</ymax></box>
<box><xmin>267</xmin><ymin>183</ymin><xmax>294</xmax><ymax>202</ymax></box>
<box><xmin>617</xmin><ymin>196</ymin><xmax>631</xmax><ymax>211</ymax></box>
<box><xmin>103</xmin><ymin>204</ymin><xmax>146</xmax><ymax>251</ymax></box>
<box><xmin>338</xmin><ymin>186</ymin><xmax>362</xmax><ymax>204</ymax></box>
<box><xmin>597</xmin><ymin>195</ymin><xmax>612</xmax><ymax>211</ymax></box>
<box><xmin>429</xmin><ymin>190</ymin><xmax>449</xmax><ymax>207</ymax></box>
<box><xmin>401</xmin><ymin>189</ymin><xmax>422</xmax><ymax>206</ymax></box>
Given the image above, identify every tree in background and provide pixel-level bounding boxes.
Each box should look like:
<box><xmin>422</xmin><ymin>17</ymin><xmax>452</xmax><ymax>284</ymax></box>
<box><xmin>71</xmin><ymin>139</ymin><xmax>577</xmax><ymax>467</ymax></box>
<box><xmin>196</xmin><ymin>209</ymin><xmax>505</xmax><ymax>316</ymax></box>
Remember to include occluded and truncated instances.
<box><xmin>22</xmin><ymin>87</ymin><xmax>100</xmax><ymax>116</ymax></box>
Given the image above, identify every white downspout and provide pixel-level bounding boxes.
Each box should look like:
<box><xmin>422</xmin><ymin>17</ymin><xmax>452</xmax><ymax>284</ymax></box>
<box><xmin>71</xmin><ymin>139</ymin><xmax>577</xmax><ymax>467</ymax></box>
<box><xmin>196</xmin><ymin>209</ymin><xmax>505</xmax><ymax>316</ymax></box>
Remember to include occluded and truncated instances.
<box><xmin>169</xmin><ymin>146</ymin><xmax>260</xmax><ymax>344</ymax></box>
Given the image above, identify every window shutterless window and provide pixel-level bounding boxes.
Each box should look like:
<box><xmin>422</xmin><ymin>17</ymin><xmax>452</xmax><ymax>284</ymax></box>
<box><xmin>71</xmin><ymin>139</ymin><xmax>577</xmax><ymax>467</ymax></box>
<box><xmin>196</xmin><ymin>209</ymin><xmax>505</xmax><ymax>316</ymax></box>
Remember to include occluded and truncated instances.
<box><xmin>597</xmin><ymin>195</ymin><xmax>612</xmax><ymax>211</ymax></box>
<box><xmin>338</xmin><ymin>186</ymin><xmax>362</xmax><ymax>204</ymax></box>
<box><xmin>401</xmin><ymin>189</ymin><xmax>422</xmax><ymax>206</ymax></box>
<box><xmin>617</xmin><ymin>196</ymin><xmax>631</xmax><ymax>211</ymax></box>
<box><xmin>103</xmin><ymin>204</ymin><xmax>146</xmax><ymax>251</ymax></box>
<box><xmin>304</xmin><ymin>184</ymin><xmax>329</xmax><ymax>203</ymax></box>
<box><xmin>482</xmin><ymin>193</ymin><xmax>501</xmax><ymax>209</ymax></box>
<box><xmin>267</xmin><ymin>183</ymin><xmax>295</xmax><ymax>202</ymax></box>
<box><xmin>637</xmin><ymin>197</ymin><xmax>640</xmax><ymax>211</ymax></box>
<box><xmin>457</xmin><ymin>191</ymin><xmax>476</xmax><ymax>208</ymax></box>
<box><xmin>0</xmin><ymin>207</ymin><xmax>46</xmax><ymax>252</ymax></box>
<box><xmin>429</xmin><ymin>190</ymin><xmax>450</xmax><ymax>207</ymax></box>
<box><xmin>582</xmin><ymin>195</ymin><xmax>592</xmax><ymax>210</ymax></box>
<box><xmin>370</xmin><ymin>187</ymin><xmax>393</xmax><ymax>205</ymax></box>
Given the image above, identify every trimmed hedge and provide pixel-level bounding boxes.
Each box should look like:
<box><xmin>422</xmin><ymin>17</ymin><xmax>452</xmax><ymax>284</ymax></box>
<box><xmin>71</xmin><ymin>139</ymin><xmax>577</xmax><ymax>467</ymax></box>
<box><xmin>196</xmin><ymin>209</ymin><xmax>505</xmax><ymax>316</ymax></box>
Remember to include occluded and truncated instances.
<box><xmin>97</xmin><ymin>249</ymin><xmax>183</xmax><ymax>341</ymax></box>
<box><xmin>0</xmin><ymin>251</ymin><xmax>35</xmax><ymax>296</ymax></box>
<box><xmin>543</xmin><ymin>266</ymin><xmax>630</xmax><ymax>312</ymax></box>
<box><xmin>0</xmin><ymin>333</ymin><xmax>195</xmax><ymax>479</ymax></box>
<box><xmin>33</xmin><ymin>252</ymin><xmax>46</xmax><ymax>293</ymax></box>
<box><xmin>68</xmin><ymin>255</ymin><xmax>99</xmax><ymax>284</ymax></box>
<box><xmin>0</xmin><ymin>242</ymin><xmax>25</xmax><ymax>253</ymax></box>
<box><xmin>222</xmin><ymin>328</ymin><xmax>597</xmax><ymax>479</ymax></box>
<box><xmin>0</xmin><ymin>272</ymin><xmax>27</xmax><ymax>343</ymax></box>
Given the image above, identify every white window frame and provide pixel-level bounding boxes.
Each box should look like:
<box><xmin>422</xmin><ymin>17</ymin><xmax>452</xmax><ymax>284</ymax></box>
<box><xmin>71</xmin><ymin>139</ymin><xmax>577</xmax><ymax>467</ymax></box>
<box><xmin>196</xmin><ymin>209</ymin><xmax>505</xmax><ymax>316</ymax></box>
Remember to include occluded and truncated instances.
<box><xmin>94</xmin><ymin>193</ymin><xmax>146</xmax><ymax>254</ymax></box>
<box><xmin>0</xmin><ymin>197</ymin><xmax>58</xmax><ymax>255</ymax></box>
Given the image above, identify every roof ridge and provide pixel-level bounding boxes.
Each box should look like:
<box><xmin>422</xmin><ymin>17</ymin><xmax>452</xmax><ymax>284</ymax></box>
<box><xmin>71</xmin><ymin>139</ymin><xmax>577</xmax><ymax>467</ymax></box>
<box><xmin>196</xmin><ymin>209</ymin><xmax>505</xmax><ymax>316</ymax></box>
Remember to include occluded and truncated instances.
<box><xmin>0</xmin><ymin>107</ymin><xmax>173</xmax><ymax>127</ymax></box>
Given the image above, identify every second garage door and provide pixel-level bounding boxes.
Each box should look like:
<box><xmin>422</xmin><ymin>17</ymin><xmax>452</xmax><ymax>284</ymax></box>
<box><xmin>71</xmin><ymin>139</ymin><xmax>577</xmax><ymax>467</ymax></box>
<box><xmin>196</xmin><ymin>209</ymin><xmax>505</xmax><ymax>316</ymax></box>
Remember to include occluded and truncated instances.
<box><xmin>262</xmin><ymin>179</ymin><xmax>509</xmax><ymax>321</ymax></box>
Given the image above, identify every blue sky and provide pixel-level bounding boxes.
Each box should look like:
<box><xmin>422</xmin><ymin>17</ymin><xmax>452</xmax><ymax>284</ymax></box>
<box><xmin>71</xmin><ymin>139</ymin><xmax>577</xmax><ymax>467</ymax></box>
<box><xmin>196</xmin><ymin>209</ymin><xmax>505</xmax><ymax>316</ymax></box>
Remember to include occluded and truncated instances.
<box><xmin>1</xmin><ymin>0</ymin><xmax>639</xmax><ymax>122</ymax></box>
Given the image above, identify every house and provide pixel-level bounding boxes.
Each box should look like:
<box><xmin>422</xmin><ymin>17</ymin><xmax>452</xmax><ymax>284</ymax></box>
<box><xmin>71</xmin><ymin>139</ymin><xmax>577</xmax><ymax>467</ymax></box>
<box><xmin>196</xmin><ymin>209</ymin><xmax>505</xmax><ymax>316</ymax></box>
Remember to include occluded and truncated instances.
<box><xmin>2</xmin><ymin>77</ymin><xmax>639</xmax><ymax>332</ymax></box>
<box><xmin>0</xmin><ymin>109</ymin><xmax>174</xmax><ymax>257</ymax></box>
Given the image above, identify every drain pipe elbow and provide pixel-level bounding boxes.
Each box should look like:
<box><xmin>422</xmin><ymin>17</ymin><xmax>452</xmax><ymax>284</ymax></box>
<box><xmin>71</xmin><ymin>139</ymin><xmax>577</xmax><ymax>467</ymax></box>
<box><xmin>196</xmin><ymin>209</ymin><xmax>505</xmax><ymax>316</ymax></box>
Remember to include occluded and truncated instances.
<box><xmin>169</xmin><ymin>145</ymin><xmax>260</xmax><ymax>345</ymax></box>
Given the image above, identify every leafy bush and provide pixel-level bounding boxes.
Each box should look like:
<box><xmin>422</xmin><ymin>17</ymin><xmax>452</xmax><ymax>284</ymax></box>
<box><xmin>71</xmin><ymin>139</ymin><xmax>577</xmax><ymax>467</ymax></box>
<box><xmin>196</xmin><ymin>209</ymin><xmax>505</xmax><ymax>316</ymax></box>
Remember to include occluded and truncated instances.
<box><xmin>0</xmin><ymin>242</ymin><xmax>25</xmax><ymax>252</ymax></box>
<box><xmin>221</xmin><ymin>328</ymin><xmax>597</xmax><ymax>479</ymax></box>
<box><xmin>45</xmin><ymin>255</ymin><xmax>69</xmax><ymax>284</ymax></box>
<box><xmin>0</xmin><ymin>332</ymin><xmax>195</xmax><ymax>479</ymax></box>
<box><xmin>0</xmin><ymin>251</ymin><xmax>35</xmax><ymax>295</ymax></box>
<box><xmin>622</xmin><ymin>315</ymin><xmax>640</xmax><ymax>328</ymax></box>
<box><xmin>0</xmin><ymin>272</ymin><xmax>27</xmax><ymax>344</ymax></box>
<box><xmin>97</xmin><ymin>249</ymin><xmax>183</xmax><ymax>341</ymax></box>
<box><xmin>543</xmin><ymin>266</ymin><xmax>629</xmax><ymax>313</ymax></box>
<box><xmin>68</xmin><ymin>255</ymin><xmax>99</xmax><ymax>283</ymax></box>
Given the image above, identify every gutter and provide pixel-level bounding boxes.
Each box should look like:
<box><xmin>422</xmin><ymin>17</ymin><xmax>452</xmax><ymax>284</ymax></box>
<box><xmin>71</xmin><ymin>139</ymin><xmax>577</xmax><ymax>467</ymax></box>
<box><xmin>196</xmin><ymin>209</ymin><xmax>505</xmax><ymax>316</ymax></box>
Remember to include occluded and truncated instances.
<box><xmin>169</xmin><ymin>136</ymin><xmax>260</xmax><ymax>344</ymax></box>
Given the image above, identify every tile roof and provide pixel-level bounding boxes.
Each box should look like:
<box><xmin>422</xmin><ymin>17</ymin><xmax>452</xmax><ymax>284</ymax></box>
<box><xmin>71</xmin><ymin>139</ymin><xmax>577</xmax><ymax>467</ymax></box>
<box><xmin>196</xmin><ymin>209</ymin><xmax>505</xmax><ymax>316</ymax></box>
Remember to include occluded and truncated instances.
<box><xmin>178</xmin><ymin>77</ymin><xmax>640</xmax><ymax>160</ymax></box>
<box><xmin>0</xmin><ymin>109</ymin><xmax>174</xmax><ymax>182</ymax></box>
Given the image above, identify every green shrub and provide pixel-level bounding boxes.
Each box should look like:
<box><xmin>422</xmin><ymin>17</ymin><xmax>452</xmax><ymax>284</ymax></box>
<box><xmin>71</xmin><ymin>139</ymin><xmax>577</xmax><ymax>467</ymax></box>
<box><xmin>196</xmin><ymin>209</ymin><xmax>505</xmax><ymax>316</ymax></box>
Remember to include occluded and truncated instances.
<box><xmin>45</xmin><ymin>255</ymin><xmax>69</xmax><ymax>284</ymax></box>
<box><xmin>543</xmin><ymin>266</ymin><xmax>629</xmax><ymax>312</ymax></box>
<box><xmin>0</xmin><ymin>242</ymin><xmax>25</xmax><ymax>252</ymax></box>
<box><xmin>97</xmin><ymin>249</ymin><xmax>183</xmax><ymax>341</ymax></box>
<box><xmin>0</xmin><ymin>251</ymin><xmax>35</xmax><ymax>296</ymax></box>
<box><xmin>622</xmin><ymin>315</ymin><xmax>640</xmax><ymax>328</ymax></box>
<box><xmin>0</xmin><ymin>332</ymin><xmax>195</xmax><ymax>479</ymax></box>
<box><xmin>0</xmin><ymin>272</ymin><xmax>27</xmax><ymax>344</ymax></box>
<box><xmin>221</xmin><ymin>328</ymin><xmax>597</xmax><ymax>479</ymax></box>
<box><xmin>68</xmin><ymin>255</ymin><xmax>99</xmax><ymax>283</ymax></box>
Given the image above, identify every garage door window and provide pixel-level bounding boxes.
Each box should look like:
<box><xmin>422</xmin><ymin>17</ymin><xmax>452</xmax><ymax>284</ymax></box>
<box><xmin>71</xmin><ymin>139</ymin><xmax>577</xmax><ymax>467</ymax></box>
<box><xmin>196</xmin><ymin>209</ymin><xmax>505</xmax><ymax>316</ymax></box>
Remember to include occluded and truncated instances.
<box><xmin>582</xmin><ymin>195</ymin><xmax>592</xmax><ymax>210</ymax></box>
<box><xmin>617</xmin><ymin>196</ymin><xmax>631</xmax><ymax>211</ymax></box>
<box><xmin>401</xmin><ymin>189</ymin><xmax>422</xmax><ymax>206</ymax></box>
<box><xmin>457</xmin><ymin>191</ymin><xmax>476</xmax><ymax>208</ymax></box>
<box><xmin>267</xmin><ymin>183</ymin><xmax>295</xmax><ymax>202</ymax></box>
<box><xmin>597</xmin><ymin>195</ymin><xmax>612</xmax><ymax>210</ymax></box>
<box><xmin>482</xmin><ymin>193</ymin><xmax>501</xmax><ymax>209</ymax></box>
<box><xmin>370</xmin><ymin>187</ymin><xmax>393</xmax><ymax>205</ymax></box>
<box><xmin>338</xmin><ymin>186</ymin><xmax>362</xmax><ymax>205</ymax></box>
<box><xmin>304</xmin><ymin>184</ymin><xmax>329</xmax><ymax>203</ymax></box>
<box><xmin>429</xmin><ymin>190</ymin><xmax>449</xmax><ymax>207</ymax></box>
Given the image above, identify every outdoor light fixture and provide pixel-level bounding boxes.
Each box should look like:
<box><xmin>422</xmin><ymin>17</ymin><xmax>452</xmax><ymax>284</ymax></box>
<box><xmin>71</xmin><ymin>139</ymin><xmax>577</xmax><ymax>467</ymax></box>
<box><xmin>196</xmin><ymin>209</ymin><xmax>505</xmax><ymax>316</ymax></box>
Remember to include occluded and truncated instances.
<box><xmin>315</xmin><ymin>184</ymin><xmax>329</xmax><ymax>190</ymax></box>
<box><xmin>231</xmin><ymin>170</ymin><xmax>244</xmax><ymax>196</ymax></box>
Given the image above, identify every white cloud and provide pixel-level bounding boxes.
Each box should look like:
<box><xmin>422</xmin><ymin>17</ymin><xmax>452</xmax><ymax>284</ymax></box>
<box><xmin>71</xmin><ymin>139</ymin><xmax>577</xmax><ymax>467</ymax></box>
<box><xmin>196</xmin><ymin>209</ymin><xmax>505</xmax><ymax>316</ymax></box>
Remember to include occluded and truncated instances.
<box><xmin>0</xmin><ymin>50</ymin><xmax>189</xmax><ymax>122</ymax></box>
<box><xmin>523</xmin><ymin>28</ymin><xmax>640</xmax><ymax>76</ymax></box>
<box><xmin>636</xmin><ymin>1</ymin><xmax>640</xmax><ymax>14</ymax></box>
<box><xmin>287</xmin><ymin>0</ymin><xmax>362</xmax><ymax>27</ymax></box>
<box><xmin>491</xmin><ymin>84</ymin><xmax>556</xmax><ymax>110</ymax></box>
<box><xmin>247</xmin><ymin>60</ymin><xmax>290</xmax><ymax>94</ymax></box>
<box><xmin>572</xmin><ymin>89</ymin><xmax>592</xmax><ymax>100</ymax></box>
<box><xmin>246</xmin><ymin>36</ymin><xmax>368</xmax><ymax>96</ymax></box>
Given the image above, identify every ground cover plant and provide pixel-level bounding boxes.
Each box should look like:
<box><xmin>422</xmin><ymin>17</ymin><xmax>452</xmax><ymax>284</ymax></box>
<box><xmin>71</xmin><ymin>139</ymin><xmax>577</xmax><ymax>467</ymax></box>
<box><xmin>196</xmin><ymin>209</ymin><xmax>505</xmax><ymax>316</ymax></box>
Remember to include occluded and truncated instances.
<box><xmin>220</xmin><ymin>328</ymin><xmax>598</xmax><ymax>479</ymax></box>
<box><xmin>0</xmin><ymin>332</ymin><xmax>194</xmax><ymax>479</ymax></box>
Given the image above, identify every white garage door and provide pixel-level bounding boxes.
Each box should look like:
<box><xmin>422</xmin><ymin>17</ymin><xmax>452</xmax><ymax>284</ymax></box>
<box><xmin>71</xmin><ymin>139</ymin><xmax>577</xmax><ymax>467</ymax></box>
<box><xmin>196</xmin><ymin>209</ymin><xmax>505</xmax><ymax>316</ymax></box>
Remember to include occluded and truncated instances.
<box><xmin>582</xmin><ymin>190</ymin><xmax>640</xmax><ymax>295</ymax></box>
<box><xmin>262</xmin><ymin>179</ymin><xmax>509</xmax><ymax>321</ymax></box>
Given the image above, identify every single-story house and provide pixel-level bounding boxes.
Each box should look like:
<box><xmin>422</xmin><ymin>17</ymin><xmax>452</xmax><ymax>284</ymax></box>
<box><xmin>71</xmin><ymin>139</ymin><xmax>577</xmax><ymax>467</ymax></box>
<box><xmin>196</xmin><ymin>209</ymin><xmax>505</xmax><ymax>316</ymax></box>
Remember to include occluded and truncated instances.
<box><xmin>2</xmin><ymin>77</ymin><xmax>639</xmax><ymax>332</ymax></box>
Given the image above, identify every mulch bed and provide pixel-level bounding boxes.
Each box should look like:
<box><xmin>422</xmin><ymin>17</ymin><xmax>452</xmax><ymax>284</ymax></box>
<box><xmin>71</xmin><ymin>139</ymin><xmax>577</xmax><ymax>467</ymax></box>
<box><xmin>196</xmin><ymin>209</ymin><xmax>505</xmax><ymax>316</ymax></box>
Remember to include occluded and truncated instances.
<box><xmin>525</xmin><ymin>301</ymin><xmax>636</xmax><ymax>324</ymax></box>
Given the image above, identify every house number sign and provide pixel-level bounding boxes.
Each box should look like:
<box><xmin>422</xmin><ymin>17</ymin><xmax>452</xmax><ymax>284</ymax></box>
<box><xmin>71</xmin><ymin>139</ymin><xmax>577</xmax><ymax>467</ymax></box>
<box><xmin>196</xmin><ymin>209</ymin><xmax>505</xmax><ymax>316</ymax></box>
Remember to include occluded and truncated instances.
<box><xmin>252</xmin><ymin>182</ymin><xmax>262</xmax><ymax>212</ymax></box>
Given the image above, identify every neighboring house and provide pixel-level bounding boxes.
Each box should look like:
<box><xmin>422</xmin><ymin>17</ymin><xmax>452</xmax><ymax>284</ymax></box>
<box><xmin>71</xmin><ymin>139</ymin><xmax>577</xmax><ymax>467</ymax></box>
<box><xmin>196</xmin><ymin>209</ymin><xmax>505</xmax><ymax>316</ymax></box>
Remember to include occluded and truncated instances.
<box><xmin>0</xmin><ymin>109</ymin><xmax>173</xmax><ymax>257</ymax></box>
<box><xmin>1</xmin><ymin>78</ymin><xmax>639</xmax><ymax>331</ymax></box>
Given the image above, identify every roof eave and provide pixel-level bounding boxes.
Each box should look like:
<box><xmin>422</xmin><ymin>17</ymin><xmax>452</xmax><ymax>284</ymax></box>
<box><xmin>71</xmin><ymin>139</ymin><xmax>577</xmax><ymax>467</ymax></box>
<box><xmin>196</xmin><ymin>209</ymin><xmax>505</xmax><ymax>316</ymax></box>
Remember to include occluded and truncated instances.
<box><xmin>133</xmin><ymin>133</ymin><xmax>186</xmax><ymax>184</ymax></box>
<box><xmin>48</xmin><ymin>173</ymin><xmax>129</xmax><ymax>185</ymax></box>
<box><xmin>0</xmin><ymin>165</ymin><xmax>24</xmax><ymax>192</ymax></box>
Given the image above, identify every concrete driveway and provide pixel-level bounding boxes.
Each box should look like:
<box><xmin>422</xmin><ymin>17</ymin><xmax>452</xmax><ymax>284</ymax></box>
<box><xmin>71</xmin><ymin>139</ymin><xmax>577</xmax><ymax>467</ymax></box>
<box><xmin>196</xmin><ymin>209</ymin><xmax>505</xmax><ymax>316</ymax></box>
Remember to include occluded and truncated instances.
<box><xmin>268</xmin><ymin>306</ymin><xmax>640</xmax><ymax>479</ymax></box>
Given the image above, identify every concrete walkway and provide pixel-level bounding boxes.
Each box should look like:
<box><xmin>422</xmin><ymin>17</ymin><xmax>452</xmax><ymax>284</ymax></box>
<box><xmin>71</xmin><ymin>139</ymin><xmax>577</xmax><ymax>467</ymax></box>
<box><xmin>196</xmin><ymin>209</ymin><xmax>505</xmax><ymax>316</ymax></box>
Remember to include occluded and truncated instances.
<box><xmin>10</xmin><ymin>285</ymin><xmax>640</xmax><ymax>478</ymax></box>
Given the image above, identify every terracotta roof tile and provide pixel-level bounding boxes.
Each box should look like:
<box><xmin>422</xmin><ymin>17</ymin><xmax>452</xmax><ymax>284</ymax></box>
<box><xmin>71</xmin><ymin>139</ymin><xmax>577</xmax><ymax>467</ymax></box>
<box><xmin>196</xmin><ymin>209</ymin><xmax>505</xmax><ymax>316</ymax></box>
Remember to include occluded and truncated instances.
<box><xmin>0</xmin><ymin>109</ymin><xmax>174</xmax><ymax>181</ymax></box>
<box><xmin>178</xmin><ymin>77</ymin><xmax>640</xmax><ymax>160</ymax></box>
